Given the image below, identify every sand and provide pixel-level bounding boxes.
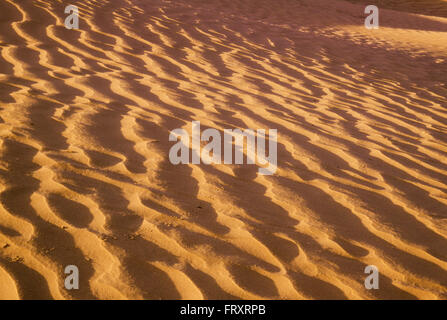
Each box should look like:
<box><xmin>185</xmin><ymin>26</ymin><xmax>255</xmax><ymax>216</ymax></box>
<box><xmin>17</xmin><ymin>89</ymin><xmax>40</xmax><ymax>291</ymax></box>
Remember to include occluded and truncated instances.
<box><xmin>0</xmin><ymin>0</ymin><xmax>446</xmax><ymax>300</ymax></box>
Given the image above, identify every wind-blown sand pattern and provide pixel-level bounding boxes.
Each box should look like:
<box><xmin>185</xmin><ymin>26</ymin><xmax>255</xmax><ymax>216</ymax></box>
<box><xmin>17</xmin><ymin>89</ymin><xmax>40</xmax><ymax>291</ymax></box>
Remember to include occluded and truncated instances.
<box><xmin>0</xmin><ymin>0</ymin><xmax>446</xmax><ymax>300</ymax></box>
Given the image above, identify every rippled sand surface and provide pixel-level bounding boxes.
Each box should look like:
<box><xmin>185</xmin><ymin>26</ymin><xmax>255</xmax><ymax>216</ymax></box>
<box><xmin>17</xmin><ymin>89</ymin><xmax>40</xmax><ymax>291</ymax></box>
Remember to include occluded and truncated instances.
<box><xmin>0</xmin><ymin>0</ymin><xmax>446</xmax><ymax>299</ymax></box>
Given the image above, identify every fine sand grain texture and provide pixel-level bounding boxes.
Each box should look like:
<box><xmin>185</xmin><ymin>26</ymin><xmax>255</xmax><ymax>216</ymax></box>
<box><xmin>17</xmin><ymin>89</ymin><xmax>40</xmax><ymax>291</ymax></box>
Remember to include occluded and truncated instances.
<box><xmin>0</xmin><ymin>0</ymin><xmax>446</xmax><ymax>299</ymax></box>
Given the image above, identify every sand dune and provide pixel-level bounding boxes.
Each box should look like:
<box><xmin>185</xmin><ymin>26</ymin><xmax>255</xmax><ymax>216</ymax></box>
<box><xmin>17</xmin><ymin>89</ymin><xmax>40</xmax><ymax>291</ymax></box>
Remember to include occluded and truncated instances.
<box><xmin>0</xmin><ymin>0</ymin><xmax>446</xmax><ymax>299</ymax></box>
